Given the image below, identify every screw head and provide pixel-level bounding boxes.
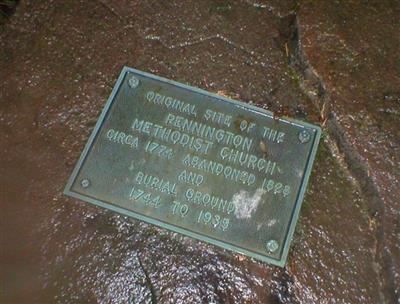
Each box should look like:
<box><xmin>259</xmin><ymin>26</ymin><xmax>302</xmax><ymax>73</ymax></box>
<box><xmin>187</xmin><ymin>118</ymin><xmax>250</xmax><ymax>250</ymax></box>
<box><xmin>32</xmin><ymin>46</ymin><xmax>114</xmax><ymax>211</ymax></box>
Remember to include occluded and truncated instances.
<box><xmin>128</xmin><ymin>76</ymin><xmax>139</xmax><ymax>89</ymax></box>
<box><xmin>298</xmin><ymin>130</ymin><xmax>311</xmax><ymax>143</ymax></box>
<box><xmin>81</xmin><ymin>178</ymin><xmax>90</xmax><ymax>188</ymax></box>
<box><xmin>266</xmin><ymin>239</ymin><xmax>279</xmax><ymax>253</ymax></box>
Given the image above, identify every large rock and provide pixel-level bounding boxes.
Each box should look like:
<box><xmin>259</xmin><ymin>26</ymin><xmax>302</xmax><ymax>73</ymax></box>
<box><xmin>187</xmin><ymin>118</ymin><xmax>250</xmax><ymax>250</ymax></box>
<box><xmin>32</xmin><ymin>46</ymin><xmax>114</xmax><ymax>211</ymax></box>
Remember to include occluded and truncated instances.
<box><xmin>0</xmin><ymin>1</ymin><xmax>397</xmax><ymax>303</ymax></box>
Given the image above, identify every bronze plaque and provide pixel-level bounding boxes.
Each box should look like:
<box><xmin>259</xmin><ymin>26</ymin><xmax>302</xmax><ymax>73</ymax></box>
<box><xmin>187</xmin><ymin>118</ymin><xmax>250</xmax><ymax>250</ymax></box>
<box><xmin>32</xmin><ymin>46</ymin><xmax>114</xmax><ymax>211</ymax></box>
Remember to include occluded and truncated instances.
<box><xmin>64</xmin><ymin>67</ymin><xmax>321</xmax><ymax>266</ymax></box>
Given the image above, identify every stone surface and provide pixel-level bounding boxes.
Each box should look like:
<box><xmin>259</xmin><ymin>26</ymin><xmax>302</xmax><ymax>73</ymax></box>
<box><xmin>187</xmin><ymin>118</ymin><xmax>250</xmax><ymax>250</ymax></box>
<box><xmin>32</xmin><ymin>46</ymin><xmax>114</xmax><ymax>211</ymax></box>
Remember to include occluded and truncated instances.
<box><xmin>0</xmin><ymin>1</ymin><xmax>398</xmax><ymax>303</ymax></box>
<box><xmin>293</xmin><ymin>2</ymin><xmax>400</xmax><ymax>302</ymax></box>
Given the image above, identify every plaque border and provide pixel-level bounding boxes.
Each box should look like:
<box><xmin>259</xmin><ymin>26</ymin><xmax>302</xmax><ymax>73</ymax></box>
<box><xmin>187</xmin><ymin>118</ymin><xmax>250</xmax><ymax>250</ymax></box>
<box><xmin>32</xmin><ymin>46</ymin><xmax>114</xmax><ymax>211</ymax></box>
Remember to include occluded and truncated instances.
<box><xmin>64</xmin><ymin>66</ymin><xmax>321</xmax><ymax>267</ymax></box>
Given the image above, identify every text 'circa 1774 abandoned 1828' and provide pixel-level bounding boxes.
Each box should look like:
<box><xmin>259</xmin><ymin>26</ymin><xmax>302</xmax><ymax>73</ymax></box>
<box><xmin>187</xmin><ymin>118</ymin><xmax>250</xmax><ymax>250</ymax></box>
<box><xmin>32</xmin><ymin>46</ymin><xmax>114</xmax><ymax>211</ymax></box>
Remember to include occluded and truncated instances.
<box><xmin>64</xmin><ymin>67</ymin><xmax>321</xmax><ymax>267</ymax></box>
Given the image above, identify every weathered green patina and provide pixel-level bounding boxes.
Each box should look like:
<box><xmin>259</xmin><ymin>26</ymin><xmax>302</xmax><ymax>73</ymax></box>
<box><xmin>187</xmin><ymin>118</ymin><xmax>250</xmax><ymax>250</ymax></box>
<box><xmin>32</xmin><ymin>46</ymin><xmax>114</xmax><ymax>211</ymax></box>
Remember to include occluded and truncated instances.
<box><xmin>64</xmin><ymin>67</ymin><xmax>321</xmax><ymax>266</ymax></box>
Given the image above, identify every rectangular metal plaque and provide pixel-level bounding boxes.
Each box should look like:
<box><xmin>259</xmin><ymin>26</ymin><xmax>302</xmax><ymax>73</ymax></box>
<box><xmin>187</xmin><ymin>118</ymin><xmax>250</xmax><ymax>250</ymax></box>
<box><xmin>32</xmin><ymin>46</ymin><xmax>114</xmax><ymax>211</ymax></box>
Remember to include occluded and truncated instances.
<box><xmin>64</xmin><ymin>67</ymin><xmax>321</xmax><ymax>267</ymax></box>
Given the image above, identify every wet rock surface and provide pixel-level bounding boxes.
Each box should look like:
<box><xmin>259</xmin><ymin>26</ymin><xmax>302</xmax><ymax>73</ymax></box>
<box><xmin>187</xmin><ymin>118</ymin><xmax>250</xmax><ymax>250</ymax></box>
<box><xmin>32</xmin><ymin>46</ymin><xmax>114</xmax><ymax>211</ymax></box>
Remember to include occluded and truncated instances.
<box><xmin>0</xmin><ymin>1</ymin><xmax>398</xmax><ymax>303</ymax></box>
